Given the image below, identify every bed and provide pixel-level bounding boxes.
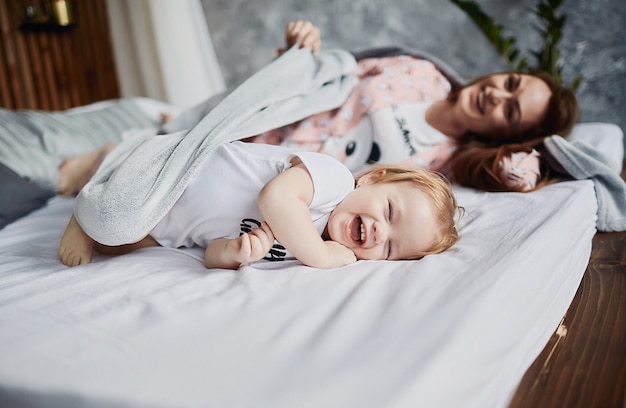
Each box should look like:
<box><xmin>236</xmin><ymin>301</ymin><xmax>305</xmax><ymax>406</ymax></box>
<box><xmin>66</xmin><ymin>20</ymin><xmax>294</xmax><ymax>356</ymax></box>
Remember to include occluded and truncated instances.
<box><xmin>0</xmin><ymin>96</ymin><xmax>624</xmax><ymax>406</ymax></box>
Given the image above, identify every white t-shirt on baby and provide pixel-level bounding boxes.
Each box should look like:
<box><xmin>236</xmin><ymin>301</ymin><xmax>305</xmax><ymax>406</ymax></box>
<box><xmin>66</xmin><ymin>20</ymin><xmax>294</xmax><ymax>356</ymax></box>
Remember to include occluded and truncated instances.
<box><xmin>150</xmin><ymin>141</ymin><xmax>355</xmax><ymax>262</ymax></box>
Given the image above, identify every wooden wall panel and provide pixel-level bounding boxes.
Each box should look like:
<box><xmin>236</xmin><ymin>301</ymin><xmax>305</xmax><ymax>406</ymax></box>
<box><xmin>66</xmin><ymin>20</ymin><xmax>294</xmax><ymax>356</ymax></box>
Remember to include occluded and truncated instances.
<box><xmin>0</xmin><ymin>0</ymin><xmax>119</xmax><ymax>110</ymax></box>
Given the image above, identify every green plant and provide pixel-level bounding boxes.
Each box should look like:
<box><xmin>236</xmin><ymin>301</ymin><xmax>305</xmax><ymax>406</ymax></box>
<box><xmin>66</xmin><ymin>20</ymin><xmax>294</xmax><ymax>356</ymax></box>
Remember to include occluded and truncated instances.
<box><xmin>450</xmin><ymin>0</ymin><xmax>581</xmax><ymax>91</ymax></box>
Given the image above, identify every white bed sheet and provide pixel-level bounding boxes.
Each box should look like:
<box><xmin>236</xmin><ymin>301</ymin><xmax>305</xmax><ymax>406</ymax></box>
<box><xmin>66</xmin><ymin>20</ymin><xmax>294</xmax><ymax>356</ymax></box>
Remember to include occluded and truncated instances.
<box><xmin>0</xmin><ymin>180</ymin><xmax>597</xmax><ymax>408</ymax></box>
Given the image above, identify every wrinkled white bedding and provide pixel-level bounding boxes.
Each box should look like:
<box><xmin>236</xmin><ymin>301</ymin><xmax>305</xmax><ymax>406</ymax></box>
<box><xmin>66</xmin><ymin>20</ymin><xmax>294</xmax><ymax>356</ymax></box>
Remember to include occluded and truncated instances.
<box><xmin>0</xmin><ymin>179</ymin><xmax>597</xmax><ymax>408</ymax></box>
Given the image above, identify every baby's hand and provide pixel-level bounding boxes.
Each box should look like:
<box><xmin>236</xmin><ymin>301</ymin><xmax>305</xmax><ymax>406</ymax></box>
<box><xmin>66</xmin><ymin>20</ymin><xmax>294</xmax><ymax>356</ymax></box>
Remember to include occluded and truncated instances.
<box><xmin>226</xmin><ymin>222</ymin><xmax>275</xmax><ymax>265</ymax></box>
<box><xmin>277</xmin><ymin>20</ymin><xmax>321</xmax><ymax>55</ymax></box>
<box><xmin>323</xmin><ymin>241</ymin><xmax>357</xmax><ymax>268</ymax></box>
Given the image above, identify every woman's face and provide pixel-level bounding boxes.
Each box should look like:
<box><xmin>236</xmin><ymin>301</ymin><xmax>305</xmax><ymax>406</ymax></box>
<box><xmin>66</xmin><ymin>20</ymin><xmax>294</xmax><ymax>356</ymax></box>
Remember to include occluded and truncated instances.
<box><xmin>454</xmin><ymin>73</ymin><xmax>552</xmax><ymax>139</ymax></box>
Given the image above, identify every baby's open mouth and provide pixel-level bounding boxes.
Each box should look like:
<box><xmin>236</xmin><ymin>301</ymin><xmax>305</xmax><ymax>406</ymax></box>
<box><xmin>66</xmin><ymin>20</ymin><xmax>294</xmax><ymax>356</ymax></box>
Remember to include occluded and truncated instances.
<box><xmin>349</xmin><ymin>216</ymin><xmax>365</xmax><ymax>244</ymax></box>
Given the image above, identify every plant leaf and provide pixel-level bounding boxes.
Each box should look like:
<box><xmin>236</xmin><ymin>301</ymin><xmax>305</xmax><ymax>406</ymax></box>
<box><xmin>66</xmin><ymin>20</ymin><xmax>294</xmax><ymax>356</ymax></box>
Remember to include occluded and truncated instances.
<box><xmin>449</xmin><ymin>0</ymin><xmax>522</xmax><ymax>69</ymax></box>
<box><xmin>449</xmin><ymin>0</ymin><xmax>582</xmax><ymax>91</ymax></box>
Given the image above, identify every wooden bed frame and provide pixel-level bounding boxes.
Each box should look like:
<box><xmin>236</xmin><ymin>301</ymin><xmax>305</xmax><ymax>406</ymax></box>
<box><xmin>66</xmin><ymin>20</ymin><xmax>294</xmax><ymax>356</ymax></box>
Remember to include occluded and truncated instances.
<box><xmin>509</xmin><ymin>162</ymin><xmax>626</xmax><ymax>408</ymax></box>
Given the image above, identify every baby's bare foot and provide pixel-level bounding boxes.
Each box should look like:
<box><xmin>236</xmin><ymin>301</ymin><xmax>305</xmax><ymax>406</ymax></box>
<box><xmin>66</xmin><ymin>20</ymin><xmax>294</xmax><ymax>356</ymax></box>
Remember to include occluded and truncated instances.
<box><xmin>59</xmin><ymin>215</ymin><xmax>94</xmax><ymax>266</ymax></box>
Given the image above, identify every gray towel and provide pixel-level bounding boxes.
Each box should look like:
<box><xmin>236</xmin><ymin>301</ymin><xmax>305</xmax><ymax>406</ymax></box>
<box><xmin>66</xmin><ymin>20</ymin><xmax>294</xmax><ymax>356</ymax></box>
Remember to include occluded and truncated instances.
<box><xmin>74</xmin><ymin>46</ymin><xmax>358</xmax><ymax>245</ymax></box>
<box><xmin>543</xmin><ymin>135</ymin><xmax>626</xmax><ymax>231</ymax></box>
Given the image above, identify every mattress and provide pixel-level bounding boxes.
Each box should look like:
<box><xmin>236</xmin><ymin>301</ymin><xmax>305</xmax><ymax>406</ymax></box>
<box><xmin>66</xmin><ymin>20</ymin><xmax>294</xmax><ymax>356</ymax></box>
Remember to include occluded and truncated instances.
<box><xmin>0</xmin><ymin>179</ymin><xmax>598</xmax><ymax>408</ymax></box>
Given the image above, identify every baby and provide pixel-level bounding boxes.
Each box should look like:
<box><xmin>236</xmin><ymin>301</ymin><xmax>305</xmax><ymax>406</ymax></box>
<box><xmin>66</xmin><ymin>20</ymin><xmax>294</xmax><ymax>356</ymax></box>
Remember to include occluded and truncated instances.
<box><xmin>59</xmin><ymin>141</ymin><xmax>460</xmax><ymax>269</ymax></box>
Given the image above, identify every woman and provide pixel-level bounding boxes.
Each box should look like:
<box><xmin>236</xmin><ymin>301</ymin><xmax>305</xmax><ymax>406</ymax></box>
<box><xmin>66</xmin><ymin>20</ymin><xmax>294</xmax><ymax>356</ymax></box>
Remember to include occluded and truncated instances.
<box><xmin>58</xmin><ymin>20</ymin><xmax>579</xmax><ymax>195</ymax></box>
<box><xmin>237</xmin><ymin>21</ymin><xmax>579</xmax><ymax>175</ymax></box>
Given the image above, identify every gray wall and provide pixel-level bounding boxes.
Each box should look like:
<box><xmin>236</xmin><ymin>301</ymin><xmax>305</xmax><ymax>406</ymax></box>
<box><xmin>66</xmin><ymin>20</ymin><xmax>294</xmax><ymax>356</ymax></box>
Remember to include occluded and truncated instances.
<box><xmin>201</xmin><ymin>0</ymin><xmax>626</xmax><ymax>151</ymax></box>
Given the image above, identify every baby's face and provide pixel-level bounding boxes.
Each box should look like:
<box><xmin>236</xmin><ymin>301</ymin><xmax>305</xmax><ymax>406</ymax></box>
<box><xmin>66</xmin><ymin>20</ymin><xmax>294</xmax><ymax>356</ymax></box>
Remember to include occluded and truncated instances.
<box><xmin>499</xmin><ymin>149</ymin><xmax>542</xmax><ymax>191</ymax></box>
<box><xmin>326</xmin><ymin>181</ymin><xmax>438</xmax><ymax>260</ymax></box>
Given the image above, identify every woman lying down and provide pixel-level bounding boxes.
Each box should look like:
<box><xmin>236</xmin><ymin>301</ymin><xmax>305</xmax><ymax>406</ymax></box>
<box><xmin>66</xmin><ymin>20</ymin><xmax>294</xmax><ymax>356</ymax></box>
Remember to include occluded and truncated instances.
<box><xmin>59</xmin><ymin>142</ymin><xmax>460</xmax><ymax>269</ymax></box>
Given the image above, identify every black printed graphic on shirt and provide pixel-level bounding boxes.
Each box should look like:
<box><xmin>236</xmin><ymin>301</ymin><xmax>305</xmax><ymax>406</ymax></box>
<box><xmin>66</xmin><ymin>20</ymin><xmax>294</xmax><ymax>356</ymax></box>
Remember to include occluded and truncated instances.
<box><xmin>393</xmin><ymin>106</ymin><xmax>417</xmax><ymax>155</ymax></box>
<box><xmin>240</xmin><ymin>218</ymin><xmax>286</xmax><ymax>262</ymax></box>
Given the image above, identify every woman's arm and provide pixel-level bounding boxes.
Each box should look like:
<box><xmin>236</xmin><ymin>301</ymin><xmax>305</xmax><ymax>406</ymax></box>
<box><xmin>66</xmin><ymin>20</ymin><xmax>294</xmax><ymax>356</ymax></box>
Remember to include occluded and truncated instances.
<box><xmin>258</xmin><ymin>161</ymin><xmax>356</xmax><ymax>269</ymax></box>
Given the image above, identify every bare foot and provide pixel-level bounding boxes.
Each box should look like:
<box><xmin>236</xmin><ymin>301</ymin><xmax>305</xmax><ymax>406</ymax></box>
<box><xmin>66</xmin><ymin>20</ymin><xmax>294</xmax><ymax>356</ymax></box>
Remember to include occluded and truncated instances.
<box><xmin>59</xmin><ymin>215</ymin><xmax>94</xmax><ymax>266</ymax></box>
<box><xmin>57</xmin><ymin>143</ymin><xmax>116</xmax><ymax>196</ymax></box>
<box><xmin>160</xmin><ymin>112</ymin><xmax>173</xmax><ymax>124</ymax></box>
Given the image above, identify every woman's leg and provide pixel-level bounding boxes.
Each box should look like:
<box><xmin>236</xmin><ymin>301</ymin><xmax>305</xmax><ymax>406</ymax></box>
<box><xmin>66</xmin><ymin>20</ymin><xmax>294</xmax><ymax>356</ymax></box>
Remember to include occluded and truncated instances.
<box><xmin>57</xmin><ymin>143</ymin><xmax>116</xmax><ymax>196</ymax></box>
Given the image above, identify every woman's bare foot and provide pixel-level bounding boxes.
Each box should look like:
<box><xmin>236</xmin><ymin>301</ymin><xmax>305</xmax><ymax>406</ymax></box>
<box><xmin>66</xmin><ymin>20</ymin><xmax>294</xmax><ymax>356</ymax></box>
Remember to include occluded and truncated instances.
<box><xmin>59</xmin><ymin>215</ymin><xmax>94</xmax><ymax>266</ymax></box>
<box><xmin>57</xmin><ymin>143</ymin><xmax>116</xmax><ymax>196</ymax></box>
<box><xmin>160</xmin><ymin>112</ymin><xmax>173</xmax><ymax>125</ymax></box>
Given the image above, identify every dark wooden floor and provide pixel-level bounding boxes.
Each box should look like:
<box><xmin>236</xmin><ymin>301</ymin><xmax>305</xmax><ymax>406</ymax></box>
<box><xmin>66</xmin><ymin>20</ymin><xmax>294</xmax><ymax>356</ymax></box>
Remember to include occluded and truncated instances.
<box><xmin>509</xmin><ymin>164</ymin><xmax>626</xmax><ymax>408</ymax></box>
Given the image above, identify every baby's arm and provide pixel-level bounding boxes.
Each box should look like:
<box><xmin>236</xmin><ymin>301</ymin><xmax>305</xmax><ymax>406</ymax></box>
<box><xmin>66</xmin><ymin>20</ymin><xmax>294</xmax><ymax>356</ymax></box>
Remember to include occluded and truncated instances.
<box><xmin>258</xmin><ymin>161</ymin><xmax>356</xmax><ymax>269</ymax></box>
<box><xmin>204</xmin><ymin>221</ymin><xmax>274</xmax><ymax>269</ymax></box>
